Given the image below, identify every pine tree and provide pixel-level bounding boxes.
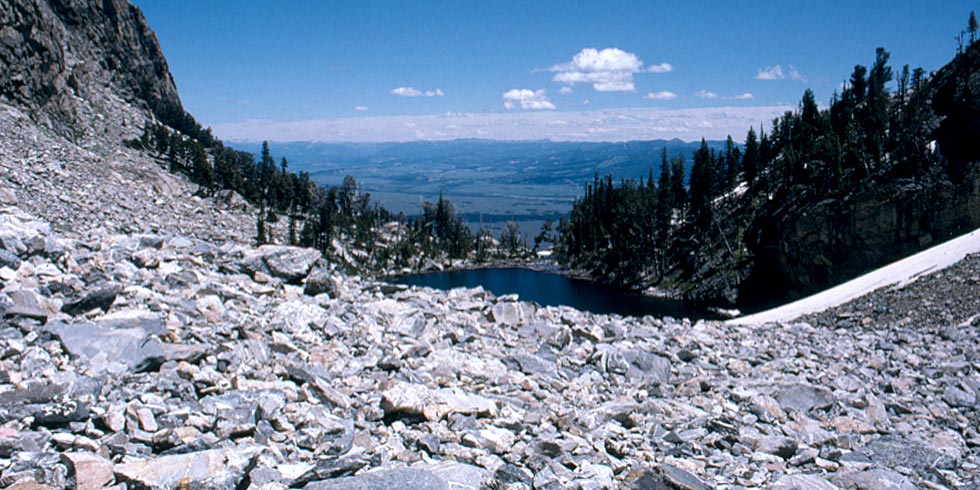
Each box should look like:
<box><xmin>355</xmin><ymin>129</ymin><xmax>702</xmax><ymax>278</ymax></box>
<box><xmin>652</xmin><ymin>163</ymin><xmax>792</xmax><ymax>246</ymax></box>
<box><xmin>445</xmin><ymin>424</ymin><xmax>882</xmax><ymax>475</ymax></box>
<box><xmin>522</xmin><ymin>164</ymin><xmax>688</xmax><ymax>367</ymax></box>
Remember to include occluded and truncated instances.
<box><xmin>743</xmin><ymin>127</ymin><xmax>760</xmax><ymax>187</ymax></box>
<box><xmin>970</xmin><ymin>11</ymin><xmax>978</xmax><ymax>44</ymax></box>
<box><xmin>688</xmin><ymin>139</ymin><xmax>714</xmax><ymax>231</ymax></box>
<box><xmin>669</xmin><ymin>154</ymin><xmax>686</xmax><ymax>216</ymax></box>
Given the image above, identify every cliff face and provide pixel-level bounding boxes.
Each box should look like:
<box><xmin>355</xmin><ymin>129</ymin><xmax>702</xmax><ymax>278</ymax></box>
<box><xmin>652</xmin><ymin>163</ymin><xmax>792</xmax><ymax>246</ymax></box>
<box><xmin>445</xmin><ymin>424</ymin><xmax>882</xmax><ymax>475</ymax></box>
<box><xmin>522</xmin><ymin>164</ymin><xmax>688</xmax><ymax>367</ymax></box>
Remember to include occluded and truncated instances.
<box><xmin>0</xmin><ymin>0</ymin><xmax>181</xmax><ymax>137</ymax></box>
<box><xmin>740</xmin><ymin>174</ymin><xmax>980</xmax><ymax>308</ymax></box>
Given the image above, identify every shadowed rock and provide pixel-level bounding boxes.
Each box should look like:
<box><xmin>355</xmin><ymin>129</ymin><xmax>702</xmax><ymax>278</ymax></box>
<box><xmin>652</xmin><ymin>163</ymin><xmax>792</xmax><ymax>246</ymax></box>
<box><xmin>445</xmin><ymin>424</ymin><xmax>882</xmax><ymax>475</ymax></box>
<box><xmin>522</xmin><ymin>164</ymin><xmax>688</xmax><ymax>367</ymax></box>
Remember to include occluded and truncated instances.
<box><xmin>60</xmin><ymin>286</ymin><xmax>120</xmax><ymax>316</ymax></box>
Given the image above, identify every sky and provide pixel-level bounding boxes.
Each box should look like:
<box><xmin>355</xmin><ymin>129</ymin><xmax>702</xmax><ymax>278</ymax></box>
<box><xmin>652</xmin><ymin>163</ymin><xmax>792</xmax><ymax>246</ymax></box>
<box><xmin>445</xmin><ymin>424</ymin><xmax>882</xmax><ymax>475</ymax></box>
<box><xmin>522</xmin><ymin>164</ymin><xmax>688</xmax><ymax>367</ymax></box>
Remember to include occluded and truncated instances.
<box><xmin>131</xmin><ymin>1</ymin><xmax>978</xmax><ymax>143</ymax></box>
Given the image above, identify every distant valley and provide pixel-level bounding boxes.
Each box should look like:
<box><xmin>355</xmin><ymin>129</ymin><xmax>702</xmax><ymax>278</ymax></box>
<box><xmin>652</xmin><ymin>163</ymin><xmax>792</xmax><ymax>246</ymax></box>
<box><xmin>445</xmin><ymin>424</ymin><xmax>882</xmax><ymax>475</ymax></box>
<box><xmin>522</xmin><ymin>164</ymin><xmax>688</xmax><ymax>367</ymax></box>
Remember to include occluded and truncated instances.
<box><xmin>230</xmin><ymin>138</ymin><xmax>729</xmax><ymax>236</ymax></box>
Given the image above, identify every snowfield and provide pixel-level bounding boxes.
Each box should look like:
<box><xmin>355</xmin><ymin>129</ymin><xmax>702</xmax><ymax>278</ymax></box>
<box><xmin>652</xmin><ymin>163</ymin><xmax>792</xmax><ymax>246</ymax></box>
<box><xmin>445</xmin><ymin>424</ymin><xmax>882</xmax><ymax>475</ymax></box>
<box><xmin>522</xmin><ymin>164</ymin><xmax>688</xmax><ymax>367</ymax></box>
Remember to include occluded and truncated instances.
<box><xmin>730</xmin><ymin>226</ymin><xmax>980</xmax><ymax>325</ymax></box>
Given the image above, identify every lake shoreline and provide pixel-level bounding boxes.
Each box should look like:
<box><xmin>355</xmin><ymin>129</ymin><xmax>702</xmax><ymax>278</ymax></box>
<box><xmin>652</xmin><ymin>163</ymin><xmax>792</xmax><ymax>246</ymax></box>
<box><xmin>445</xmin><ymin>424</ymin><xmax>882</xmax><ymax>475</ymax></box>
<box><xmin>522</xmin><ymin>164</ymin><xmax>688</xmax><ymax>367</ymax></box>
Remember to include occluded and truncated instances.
<box><xmin>388</xmin><ymin>263</ymin><xmax>724</xmax><ymax>320</ymax></box>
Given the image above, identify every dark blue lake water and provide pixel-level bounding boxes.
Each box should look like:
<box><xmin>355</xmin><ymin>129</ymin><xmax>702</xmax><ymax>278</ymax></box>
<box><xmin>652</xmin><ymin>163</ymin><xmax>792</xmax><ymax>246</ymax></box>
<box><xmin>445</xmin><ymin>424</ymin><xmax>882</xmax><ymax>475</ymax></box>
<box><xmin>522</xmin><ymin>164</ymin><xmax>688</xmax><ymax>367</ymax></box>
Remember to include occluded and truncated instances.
<box><xmin>393</xmin><ymin>267</ymin><xmax>719</xmax><ymax>319</ymax></box>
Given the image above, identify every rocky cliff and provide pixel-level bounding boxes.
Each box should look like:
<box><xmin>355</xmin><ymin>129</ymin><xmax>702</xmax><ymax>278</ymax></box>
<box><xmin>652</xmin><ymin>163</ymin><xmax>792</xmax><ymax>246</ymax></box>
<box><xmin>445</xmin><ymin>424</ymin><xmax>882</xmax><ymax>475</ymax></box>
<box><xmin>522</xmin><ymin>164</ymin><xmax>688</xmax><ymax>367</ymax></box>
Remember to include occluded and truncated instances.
<box><xmin>0</xmin><ymin>0</ymin><xmax>180</xmax><ymax>139</ymax></box>
<box><xmin>741</xmin><ymin>172</ymin><xmax>980</xmax><ymax>308</ymax></box>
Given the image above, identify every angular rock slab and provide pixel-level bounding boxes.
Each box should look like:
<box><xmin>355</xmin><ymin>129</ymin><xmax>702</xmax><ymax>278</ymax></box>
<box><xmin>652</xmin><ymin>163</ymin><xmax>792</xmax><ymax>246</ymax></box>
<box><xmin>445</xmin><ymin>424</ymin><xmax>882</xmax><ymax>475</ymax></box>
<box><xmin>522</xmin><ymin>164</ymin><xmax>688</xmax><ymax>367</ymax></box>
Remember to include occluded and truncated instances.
<box><xmin>770</xmin><ymin>474</ymin><xmax>840</xmax><ymax>490</ymax></box>
<box><xmin>304</xmin><ymin>468</ymin><xmax>445</xmax><ymax>490</ymax></box>
<box><xmin>61</xmin><ymin>452</ymin><xmax>114</xmax><ymax>490</ymax></box>
<box><xmin>114</xmin><ymin>446</ymin><xmax>261</xmax><ymax>490</ymax></box>
<box><xmin>381</xmin><ymin>381</ymin><xmax>497</xmax><ymax>421</ymax></box>
<box><xmin>43</xmin><ymin>321</ymin><xmax>164</xmax><ymax>371</ymax></box>
<box><xmin>240</xmin><ymin>245</ymin><xmax>321</xmax><ymax>283</ymax></box>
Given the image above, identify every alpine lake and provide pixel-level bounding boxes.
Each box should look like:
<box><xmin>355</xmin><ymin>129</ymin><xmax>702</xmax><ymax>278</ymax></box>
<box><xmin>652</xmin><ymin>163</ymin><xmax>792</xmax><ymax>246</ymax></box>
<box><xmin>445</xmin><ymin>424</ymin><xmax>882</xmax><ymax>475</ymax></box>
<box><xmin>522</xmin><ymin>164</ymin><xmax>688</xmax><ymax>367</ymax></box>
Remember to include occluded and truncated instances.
<box><xmin>392</xmin><ymin>267</ymin><xmax>722</xmax><ymax>320</ymax></box>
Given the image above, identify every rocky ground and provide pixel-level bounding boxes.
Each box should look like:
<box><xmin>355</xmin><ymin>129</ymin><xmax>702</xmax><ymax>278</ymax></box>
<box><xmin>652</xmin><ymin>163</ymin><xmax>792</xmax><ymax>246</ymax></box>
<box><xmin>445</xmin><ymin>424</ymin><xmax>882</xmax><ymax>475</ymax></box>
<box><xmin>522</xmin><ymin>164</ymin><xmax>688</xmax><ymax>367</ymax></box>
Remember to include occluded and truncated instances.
<box><xmin>0</xmin><ymin>191</ymin><xmax>979</xmax><ymax>489</ymax></box>
<box><xmin>0</xmin><ymin>101</ymin><xmax>258</xmax><ymax>244</ymax></box>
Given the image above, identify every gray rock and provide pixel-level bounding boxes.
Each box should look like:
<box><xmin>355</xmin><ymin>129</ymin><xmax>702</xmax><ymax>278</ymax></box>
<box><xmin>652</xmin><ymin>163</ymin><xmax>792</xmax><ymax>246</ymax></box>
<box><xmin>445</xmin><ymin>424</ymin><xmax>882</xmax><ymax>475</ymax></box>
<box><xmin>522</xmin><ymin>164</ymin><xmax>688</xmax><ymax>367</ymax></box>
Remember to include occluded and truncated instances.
<box><xmin>771</xmin><ymin>474</ymin><xmax>840</xmax><ymax>490</ymax></box>
<box><xmin>241</xmin><ymin>245</ymin><xmax>321</xmax><ymax>283</ymax></box>
<box><xmin>858</xmin><ymin>435</ymin><xmax>956</xmax><ymax>471</ymax></box>
<box><xmin>777</xmin><ymin>384</ymin><xmax>836</xmax><ymax>413</ymax></box>
<box><xmin>835</xmin><ymin>469</ymin><xmax>916</xmax><ymax>490</ymax></box>
<box><xmin>60</xmin><ymin>452</ymin><xmax>114</xmax><ymax>490</ymax></box>
<box><xmin>658</xmin><ymin>463</ymin><xmax>709</xmax><ymax>490</ymax></box>
<box><xmin>381</xmin><ymin>381</ymin><xmax>498</xmax><ymax>421</ymax></box>
<box><xmin>942</xmin><ymin>384</ymin><xmax>977</xmax><ymax>407</ymax></box>
<box><xmin>424</xmin><ymin>462</ymin><xmax>487</xmax><ymax>490</ymax></box>
<box><xmin>304</xmin><ymin>266</ymin><xmax>339</xmax><ymax>297</ymax></box>
<box><xmin>60</xmin><ymin>286</ymin><xmax>120</xmax><ymax>316</ymax></box>
<box><xmin>114</xmin><ymin>446</ymin><xmax>262</xmax><ymax>490</ymax></box>
<box><xmin>303</xmin><ymin>468</ymin><xmax>448</xmax><ymax>490</ymax></box>
<box><xmin>43</xmin><ymin>321</ymin><xmax>164</xmax><ymax>372</ymax></box>
<box><xmin>0</xmin><ymin>249</ymin><xmax>21</xmax><ymax>269</ymax></box>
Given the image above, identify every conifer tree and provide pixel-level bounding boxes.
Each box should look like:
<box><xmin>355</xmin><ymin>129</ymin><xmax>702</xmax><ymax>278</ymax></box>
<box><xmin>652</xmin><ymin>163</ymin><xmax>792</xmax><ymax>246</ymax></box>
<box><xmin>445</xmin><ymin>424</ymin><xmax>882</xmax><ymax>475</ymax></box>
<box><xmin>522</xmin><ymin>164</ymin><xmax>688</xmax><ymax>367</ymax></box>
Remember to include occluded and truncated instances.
<box><xmin>743</xmin><ymin>127</ymin><xmax>760</xmax><ymax>186</ymax></box>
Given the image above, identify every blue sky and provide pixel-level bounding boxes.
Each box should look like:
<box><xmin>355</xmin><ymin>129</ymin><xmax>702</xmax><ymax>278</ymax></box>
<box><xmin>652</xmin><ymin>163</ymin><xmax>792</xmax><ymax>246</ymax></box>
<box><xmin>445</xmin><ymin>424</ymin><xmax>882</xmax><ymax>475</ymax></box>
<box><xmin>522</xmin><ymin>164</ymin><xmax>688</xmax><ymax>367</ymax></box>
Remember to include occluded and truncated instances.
<box><xmin>131</xmin><ymin>1</ymin><xmax>978</xmax><ymax>142</ymax></box>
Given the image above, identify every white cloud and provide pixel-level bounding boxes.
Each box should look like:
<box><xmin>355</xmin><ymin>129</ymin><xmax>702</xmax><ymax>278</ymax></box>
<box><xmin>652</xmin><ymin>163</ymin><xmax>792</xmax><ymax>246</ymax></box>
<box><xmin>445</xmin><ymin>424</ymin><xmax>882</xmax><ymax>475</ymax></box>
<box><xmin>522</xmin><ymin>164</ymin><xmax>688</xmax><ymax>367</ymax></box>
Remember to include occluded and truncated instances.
<box><xmin>502</xmin><ymin>89</ymin><xmax>556</xmax><ymax>110</ymax></box>
<box><xmin>695</xmin><ymin>90</ymin><xmax>719</xmax><ymax>99</ymax></box>
<box><xmin>734</xmin><ymin>93</ymin><xmax>754</xmax><ymax>100</ymax></box>
<box><xmin>788</xmin><ymin>65</ymin><xmax>807</xmax><ymax>82</ymax></box>
<box><xmin>391</xmin><ymin>86</ymin><xmax>445</xmax><ymax>97</ymax></box>
<box><xmin>645</xmin><ymin>91</ymin><xmax>678</xmax><ymax>100</ymax></box>
<box><xmin>647</xmin><ymin>62</ymin><xmax>673</xmax><ymax>73</ymax></box>
<box><xmin>549</xmin><ymin>47</ymin><xmax>671</xmax><ymax>92</ymax></box>
<box><xmin>756</xmin><ymin>65</ymin><xmax>785</xmax><ymax>80</ymax></box>
<box><xmin>213</xmin><ymin>105</ymin><xmax>793</xmax><ymax>143</ymax></box>
<box><xmin>559</xmin><ymin>86</ymin><xmax>573</xmax><ymax>95</ymax></box>
<box><xmin>756</xmin><ymin>64</ymin><xmax>807</xmax><ymax>82</ymax></box>
<box><xmin>354</xmin><ymin>106</ymin><xmax>369</xmax><ymax>111</ymax></box>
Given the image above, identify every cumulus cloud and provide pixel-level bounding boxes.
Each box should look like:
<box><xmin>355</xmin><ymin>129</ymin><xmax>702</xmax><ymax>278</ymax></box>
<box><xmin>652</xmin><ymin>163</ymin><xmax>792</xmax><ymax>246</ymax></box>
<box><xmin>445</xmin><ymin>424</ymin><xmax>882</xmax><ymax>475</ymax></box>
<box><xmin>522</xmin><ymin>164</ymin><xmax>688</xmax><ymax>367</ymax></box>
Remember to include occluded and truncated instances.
<box><xmin>559</xmin><ymin>86</ymin><xmax>573</xmax><ymax>95</ymax></box>
<box><xmin>502</xmin><ymin>89</ymin><xmax>556</xmax><ymax>110</ymax></box>
<box><xmin>550</xmin><ymin>48</ymin><xmax>671</xmax><ymax>92</ymax></box>
<box><xmin>354</xmin><ymin>106</ymin><xmax>369</xmax><ymax>111</ymax></box>
<box><xmin>756</xmin><ymin>64</ymin><xmax>807</xmax><ymax>82</ymax></box>
<box><xmin>391</xmin><ymin>86</ymin><xmax>445</xmax><ymax>97</ymax></box>
<box><xmin>734</xmin><ymin>93</ymin><xmax>754</xmax><ymax>100</ymax></box>
<box><xmin>695</xmin><ymin>90</ymin><xmax>719</xmax><ymax>99</ymax></box>
<box><xmin>645</xmin><ymin>91</ymin><xmax>678</xmax><ymax>100</ymax></box>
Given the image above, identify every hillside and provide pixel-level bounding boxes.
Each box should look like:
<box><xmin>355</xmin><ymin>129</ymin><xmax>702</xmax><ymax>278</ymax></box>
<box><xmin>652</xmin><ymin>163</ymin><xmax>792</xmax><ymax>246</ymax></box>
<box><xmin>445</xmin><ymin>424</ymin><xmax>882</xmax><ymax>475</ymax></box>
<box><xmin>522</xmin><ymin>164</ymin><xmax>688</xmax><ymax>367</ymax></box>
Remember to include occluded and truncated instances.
<box><xmin>0</xmin><ymin>1</ymin><xmax>978</xmax><ymax>489</ymax></box>
<box><xmin>556</xmin><ymin>39</ymin><xmax>980</xmax><ymax>312</ymax></box>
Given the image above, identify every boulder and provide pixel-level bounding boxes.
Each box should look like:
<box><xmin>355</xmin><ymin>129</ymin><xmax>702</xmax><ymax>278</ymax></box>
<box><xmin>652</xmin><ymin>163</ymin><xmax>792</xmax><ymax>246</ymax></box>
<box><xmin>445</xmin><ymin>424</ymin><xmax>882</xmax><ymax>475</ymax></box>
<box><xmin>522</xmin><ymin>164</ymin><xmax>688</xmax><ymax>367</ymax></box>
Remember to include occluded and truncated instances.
<box><xmin>240</xmin><ymin>245</ymin><xmax>321</xmax><ymax>284</ymax></box>
<box><xmin>304</xmin><ymin>266</ymin><xmax>339</xmax><ymax>297</ymax></box>
<box><xmin>43</xmin><ymin>321</ymin><xmax>164</xmax><ymax>372</ymax></box>
<box><xmin>60</xmin><ymin>286</ymin><xmax>120</xmax><ymax>316</ymax></box>
<box><xmin>60</xmin><ymin>452</ymin><xmax>114</xmax><ymax>490</ymax></box>
<box><xmin>303</xmin><ymin>467</ymin><xmax>447</xmax><ymax>490</ymax></box>
<box><xmin>114</xmin><ymin>446</ymin><xmax>261</xmax><ymax>490</ymax></box>
<box><xmin>381</xmin><ymin>382</ymin><xmax>498</xmax><ymax>421</ymax></box>
<box><xmin>776</xmin><ymin>384</ymin><xmax>836</xmax><ymax>413</ymax></box>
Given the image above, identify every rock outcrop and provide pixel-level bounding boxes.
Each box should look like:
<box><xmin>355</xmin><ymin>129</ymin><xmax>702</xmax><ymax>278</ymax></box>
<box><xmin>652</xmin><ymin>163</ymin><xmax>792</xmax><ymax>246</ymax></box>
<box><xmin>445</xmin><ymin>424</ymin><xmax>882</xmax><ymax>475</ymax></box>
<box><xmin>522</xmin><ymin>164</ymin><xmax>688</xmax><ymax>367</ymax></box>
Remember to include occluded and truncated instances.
<box><xmin>741</xmin><ymin>173</ymin><xmax>980</xmax><ymax>308</ymax></box>
<box><xmin>0</xmin><ymin>0</ymin><xmax>181</xmax><ymax>139</ymax></box>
